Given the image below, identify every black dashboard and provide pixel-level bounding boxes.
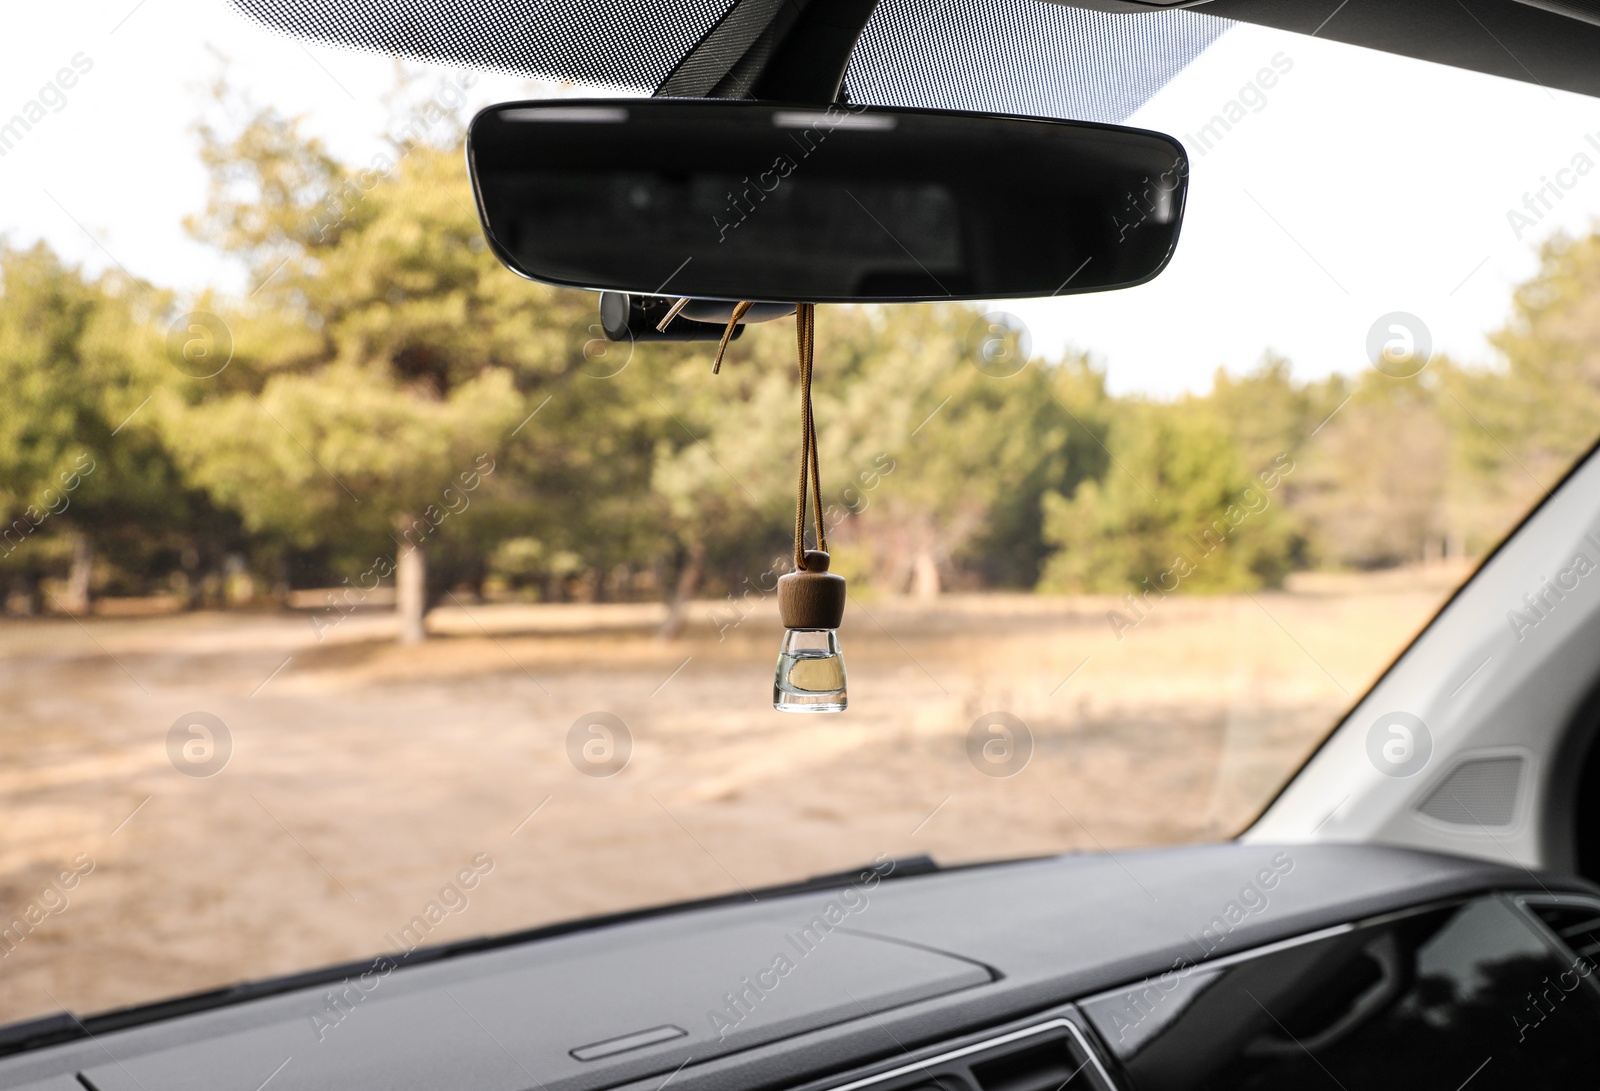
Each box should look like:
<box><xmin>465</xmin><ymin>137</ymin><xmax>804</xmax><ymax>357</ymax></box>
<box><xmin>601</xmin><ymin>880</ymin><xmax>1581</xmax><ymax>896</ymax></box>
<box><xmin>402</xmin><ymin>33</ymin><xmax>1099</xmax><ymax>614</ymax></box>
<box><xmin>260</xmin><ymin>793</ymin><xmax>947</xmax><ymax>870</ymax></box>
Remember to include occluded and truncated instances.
<box><xmin>3</xmin><ymin>843</ymin><xmax>1597</xmax><ymax>1091</ymax></box>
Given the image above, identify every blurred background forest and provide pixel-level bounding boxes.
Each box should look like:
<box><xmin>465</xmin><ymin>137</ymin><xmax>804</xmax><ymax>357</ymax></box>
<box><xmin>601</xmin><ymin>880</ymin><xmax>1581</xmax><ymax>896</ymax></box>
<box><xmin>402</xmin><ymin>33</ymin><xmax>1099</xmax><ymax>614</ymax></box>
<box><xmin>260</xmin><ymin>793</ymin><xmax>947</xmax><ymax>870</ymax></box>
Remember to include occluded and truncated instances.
<box><xmin>10</xmin><ymin>66</ymin><xmax>1600</xmax><ymax>1026</ymax></box>
<box><xmin>3</xmin><ymin>78</ymin><xmax>1598</xmax><ymax>641</ymax></box>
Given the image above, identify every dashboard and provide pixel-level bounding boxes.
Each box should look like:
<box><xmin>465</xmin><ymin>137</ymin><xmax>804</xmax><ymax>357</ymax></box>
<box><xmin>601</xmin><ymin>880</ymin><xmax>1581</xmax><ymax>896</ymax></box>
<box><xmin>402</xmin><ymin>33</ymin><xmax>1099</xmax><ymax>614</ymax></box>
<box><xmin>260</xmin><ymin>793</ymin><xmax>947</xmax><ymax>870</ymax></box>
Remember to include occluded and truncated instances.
<box><xmin>2</xmin><ymin>843</ymin><xmax>1596</xmax><ymax>1091</ymax></box>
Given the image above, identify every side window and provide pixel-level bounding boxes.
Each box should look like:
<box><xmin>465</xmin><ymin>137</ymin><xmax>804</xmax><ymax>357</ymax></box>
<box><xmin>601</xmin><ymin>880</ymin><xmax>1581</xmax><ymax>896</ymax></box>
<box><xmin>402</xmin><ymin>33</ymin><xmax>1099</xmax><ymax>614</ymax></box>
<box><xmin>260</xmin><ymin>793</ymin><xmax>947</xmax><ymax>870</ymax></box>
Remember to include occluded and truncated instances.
<box><xmin>1083</xmin><ymin>895</ymin><xmax>1600</xmax><ymax>1090</ymax></box>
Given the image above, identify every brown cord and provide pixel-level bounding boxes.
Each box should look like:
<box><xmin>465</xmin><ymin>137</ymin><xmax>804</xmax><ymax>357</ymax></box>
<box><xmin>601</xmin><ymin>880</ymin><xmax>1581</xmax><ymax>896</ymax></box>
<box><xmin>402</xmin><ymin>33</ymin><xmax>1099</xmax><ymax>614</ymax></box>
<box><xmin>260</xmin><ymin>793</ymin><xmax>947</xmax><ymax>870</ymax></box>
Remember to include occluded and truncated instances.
<box><xmin>656</xmin><ymin>296</ymin><xmax>692</xmax><ymax>333</ymax></box>
<box><xmin>709</xmin><ymin>301</ymin><xmax>825</xmax><ymax>571</ymax></box>
<box><xmin>711</xmin><ymin>300</ymin><xmax>755</xmax><ymax>373</ymax></box>
<box><xmin>793</xmin><ymin>303</ymin><xmax>825</xmax><ymax>570</ymax></box>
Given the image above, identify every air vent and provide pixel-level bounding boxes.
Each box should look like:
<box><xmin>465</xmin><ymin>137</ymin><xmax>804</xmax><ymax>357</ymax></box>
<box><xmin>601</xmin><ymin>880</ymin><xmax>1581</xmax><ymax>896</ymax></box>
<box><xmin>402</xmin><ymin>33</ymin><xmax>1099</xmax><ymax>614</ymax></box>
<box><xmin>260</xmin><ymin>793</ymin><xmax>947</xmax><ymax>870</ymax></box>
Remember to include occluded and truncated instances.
<box><xmin>823</xmin><ymin>1020</ymin><xmax>1114</xmax><ymax>1091</ymax></box>
<box><xmin>1527</xmin><ymin>902</ymin><xmax>1600</xmax><ymax>962</ymax></box>
<box><xmin>1514</xmin><ymin>0</ymin><xmax>1600</xmax><ymax>29</ymax></box>
<box><xmin>969</xmin><ymin>1033</ymin><xmax>1100</xmax><ymax>1091</ymax></box>
<box><xmin>1416</xmin><ymin>756</ymin><xmax>1524</xmax><ymax>828</ymax></box>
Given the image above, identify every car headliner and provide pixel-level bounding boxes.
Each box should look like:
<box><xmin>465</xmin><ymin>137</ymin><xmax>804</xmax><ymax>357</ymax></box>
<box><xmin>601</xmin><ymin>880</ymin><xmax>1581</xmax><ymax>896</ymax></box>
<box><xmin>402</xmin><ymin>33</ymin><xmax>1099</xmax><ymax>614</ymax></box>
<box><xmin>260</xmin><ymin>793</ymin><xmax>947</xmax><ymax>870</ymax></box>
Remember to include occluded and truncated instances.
<box><xmin>225</xmin><ymin>0</ymin><xmax>1600</xmax><ymax>108</ymax></box>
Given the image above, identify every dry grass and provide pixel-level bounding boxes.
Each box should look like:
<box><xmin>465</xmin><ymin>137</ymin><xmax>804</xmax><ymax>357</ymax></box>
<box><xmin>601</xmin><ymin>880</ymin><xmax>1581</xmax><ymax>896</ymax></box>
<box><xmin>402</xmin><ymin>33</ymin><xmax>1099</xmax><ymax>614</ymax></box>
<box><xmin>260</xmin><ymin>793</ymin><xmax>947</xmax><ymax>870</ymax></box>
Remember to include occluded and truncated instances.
<box><xmin>0</xmin><ymin>564</ymin><xmax>1469</xmax><ymax>1025</ymax></box>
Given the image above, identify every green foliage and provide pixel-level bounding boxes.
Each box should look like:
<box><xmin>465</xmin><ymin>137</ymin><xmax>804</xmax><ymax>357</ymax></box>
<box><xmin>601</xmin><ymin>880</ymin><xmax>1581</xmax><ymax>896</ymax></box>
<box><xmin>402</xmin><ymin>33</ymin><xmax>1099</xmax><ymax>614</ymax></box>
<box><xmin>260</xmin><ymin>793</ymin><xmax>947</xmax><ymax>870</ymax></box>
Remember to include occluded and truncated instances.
<box><xmin>169</xmin><ymin>98</ymin><xmax>648</xmax><ymax>601</ymax></box>
<box><xmin>186</xmin><ymin>84</ymin><xmax>356</xmax><ymax>289</ymax></box>
<box><xmin>1203</xmin><ymin>352</ymin><xmax>1330</xmax><ymax>471</ymax></box>
<box><xmin>1486</xmin><ymin>230</ymin><xmax>1600</xmax><ymax>469</ymax></box>
<box><xmin>816</xmin><ymin>305</ymin><xmax>1112</xmax><ymax>591</ymax></box>
<box><xmin>0</xmin><ymin>244</ymin><xmax>205</xmax><ymax>586</ymax></box>
<box><xmin>1295</xmin><ymin>369</ymin><xmax>1450</xmax><ymax>569</ymax></box>
<box><xmin>1037</xmin><ymin>400</ymin><xmax>1297</xmax><ymax>593</ymax></box>
<box><xmin>1436</xmin><ymin>230</ymin><xmax>1600</xmax><ymax>554</ymax></box>
<box><xmin>6</xmin><ymin>76</ymin><xmax>1600</xmax><ymax>616</ymax></box>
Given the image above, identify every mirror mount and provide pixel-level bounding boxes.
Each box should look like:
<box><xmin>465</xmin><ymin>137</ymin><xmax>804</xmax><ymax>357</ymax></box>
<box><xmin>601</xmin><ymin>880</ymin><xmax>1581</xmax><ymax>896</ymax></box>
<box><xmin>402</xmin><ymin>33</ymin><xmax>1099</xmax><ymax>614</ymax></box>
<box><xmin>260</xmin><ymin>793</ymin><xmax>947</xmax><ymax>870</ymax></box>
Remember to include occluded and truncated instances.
<box><xmin>656</xmin><ymin>0</ymin><xmax>879</xmax><ymax>104</ymax></box>
<box><xmin>599</xmin><ymin>293</ymin><xmax>746</xmax><ymax>343</ymax></box>
<box><xmin>599</xmin><ymin>294</ymin><xmax>796</xmax><ymax>342</ymax></box>
<box><xmin>746</xmin><ymin>0</ymin><xmax>881</xmax><ymax>103</ymax></box>
<box><xmin>612</xmin><ymin>0</ymin><xmax>881</xmax><ymax>340</ymax></box>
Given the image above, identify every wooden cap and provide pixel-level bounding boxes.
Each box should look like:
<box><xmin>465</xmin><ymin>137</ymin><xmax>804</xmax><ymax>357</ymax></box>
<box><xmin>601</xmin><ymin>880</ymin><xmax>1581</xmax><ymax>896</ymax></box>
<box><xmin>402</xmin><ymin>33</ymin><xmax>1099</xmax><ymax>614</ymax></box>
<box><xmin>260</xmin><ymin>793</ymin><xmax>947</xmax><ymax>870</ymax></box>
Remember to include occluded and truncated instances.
<box><xmin>778</xmin><ymin>550</ymin><xmax>846</xmax><ymax>630</ymax></box>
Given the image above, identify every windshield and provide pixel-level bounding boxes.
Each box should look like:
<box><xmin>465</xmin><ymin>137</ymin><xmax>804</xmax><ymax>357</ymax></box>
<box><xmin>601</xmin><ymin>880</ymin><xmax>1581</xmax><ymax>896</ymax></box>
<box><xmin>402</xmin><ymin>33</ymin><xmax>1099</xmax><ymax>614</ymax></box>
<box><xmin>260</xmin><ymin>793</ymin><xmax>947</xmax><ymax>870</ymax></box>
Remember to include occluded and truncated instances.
<box><xmin>5</xmin><ymin>1</ymin><xmax>1600</xmax><ymax>1029</ymax></box>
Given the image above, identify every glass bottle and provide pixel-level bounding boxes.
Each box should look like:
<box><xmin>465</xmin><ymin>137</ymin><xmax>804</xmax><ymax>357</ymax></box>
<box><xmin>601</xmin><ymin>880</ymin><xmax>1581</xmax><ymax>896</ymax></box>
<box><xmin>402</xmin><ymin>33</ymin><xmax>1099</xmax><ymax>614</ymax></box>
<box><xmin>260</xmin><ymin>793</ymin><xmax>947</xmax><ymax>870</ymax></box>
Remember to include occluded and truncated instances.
<box><xmin>773</xmin><ymin>550</ymin><xmax>847</xmax><ymax>714</ymax></box>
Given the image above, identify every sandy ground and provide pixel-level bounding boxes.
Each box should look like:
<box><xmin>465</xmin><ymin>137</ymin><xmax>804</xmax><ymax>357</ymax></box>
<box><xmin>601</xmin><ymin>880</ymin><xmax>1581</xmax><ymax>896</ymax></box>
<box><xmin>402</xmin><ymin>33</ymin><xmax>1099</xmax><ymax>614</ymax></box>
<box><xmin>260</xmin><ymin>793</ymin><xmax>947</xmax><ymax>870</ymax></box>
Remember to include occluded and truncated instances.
<box><xmin>0</xmin><ymin>565</ymin><xmax>1469</xmax><ymax>1025</ymax></box>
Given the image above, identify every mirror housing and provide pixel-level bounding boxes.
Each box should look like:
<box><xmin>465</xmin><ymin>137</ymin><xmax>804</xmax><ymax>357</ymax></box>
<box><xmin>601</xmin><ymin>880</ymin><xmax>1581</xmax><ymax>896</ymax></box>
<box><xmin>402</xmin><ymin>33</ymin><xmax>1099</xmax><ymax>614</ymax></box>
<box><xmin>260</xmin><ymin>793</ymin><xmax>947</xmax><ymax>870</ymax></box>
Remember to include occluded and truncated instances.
<box><xmin>467</xmin><ymin>100</ymin><xmax>1188</xmax><ymax>305</ymax></box>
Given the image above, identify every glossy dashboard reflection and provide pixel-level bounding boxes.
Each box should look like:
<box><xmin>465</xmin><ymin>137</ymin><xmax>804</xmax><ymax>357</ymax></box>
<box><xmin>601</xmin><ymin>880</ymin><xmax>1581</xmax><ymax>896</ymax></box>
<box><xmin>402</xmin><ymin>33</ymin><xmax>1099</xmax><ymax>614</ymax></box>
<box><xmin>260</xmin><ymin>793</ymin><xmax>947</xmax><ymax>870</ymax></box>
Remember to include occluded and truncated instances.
<box><xmin>1080</xmin><ymin>895</ymin><xmax>1600</xmax><ymax>1091</ymax></box>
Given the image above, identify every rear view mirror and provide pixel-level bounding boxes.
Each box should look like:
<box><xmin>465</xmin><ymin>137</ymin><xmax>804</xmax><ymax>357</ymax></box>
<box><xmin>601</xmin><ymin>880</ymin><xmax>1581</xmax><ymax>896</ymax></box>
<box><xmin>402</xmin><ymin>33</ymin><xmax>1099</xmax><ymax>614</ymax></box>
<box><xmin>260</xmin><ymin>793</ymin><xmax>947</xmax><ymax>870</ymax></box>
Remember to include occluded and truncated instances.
<box><xmin>467</xmin><ymin>100</ymin><xmax>1188</xmax><ymax>304</ymax></box>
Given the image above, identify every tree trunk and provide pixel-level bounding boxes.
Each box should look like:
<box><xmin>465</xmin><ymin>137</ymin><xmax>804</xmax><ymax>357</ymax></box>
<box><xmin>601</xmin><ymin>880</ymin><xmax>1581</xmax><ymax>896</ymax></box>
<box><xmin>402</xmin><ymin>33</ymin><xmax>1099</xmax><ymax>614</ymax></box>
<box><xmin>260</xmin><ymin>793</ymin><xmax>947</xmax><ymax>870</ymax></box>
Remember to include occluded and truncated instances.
<box><xmin>179</xmin><ymin>546</ymin><xmax>203</xmax><ymax>611</ymax></box>
<box><xmin>10</xmin><ymin>574</ymin><xmax>40</xmax><ymax>617</ymax></box>
<box><xmin>62</xmin><ymin>531</ymin><xmax>93</xmax><ymax>615</ymax></box>
<box><xmin>395</xmin><ymin>520</ymin><xmax>428</xmax><ymax>644</ymax></box>
<box><xmin>911</xmin><ymin>546</ymin><xmax>941</xmax><ymax>600</ymax></box>
<box><xmin>223</xmin><ymin>553</ymin><xmax>255</xmax><ymax>606</ymax></box>
<box><xmin>272</xmin><ymin>555</ymin><xmax>292</xmax><ymax>605</ymax></box>
<box><xmin>658</xmin><ymin>540</ymin><xmax>706</xmax><ymax>640</ymax></box>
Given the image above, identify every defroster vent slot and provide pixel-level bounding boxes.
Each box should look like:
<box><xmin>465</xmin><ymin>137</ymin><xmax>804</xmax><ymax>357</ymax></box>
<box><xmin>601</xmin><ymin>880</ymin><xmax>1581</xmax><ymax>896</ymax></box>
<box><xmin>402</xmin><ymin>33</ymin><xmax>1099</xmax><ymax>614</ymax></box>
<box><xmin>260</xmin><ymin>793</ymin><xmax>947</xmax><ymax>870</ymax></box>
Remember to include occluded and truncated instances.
<box><xmin>820</xmin><ymin>1019</ymin><xmax>1118</xmax><ymax>1091</ymax></box>
<box><xmin>1526</xmin><ymin>899</ymin><xmax>1600</xmax><ymax>961</ymax></box>
<box><xmin>970</xmin><ymin>1032</ymin><xmax>1103</xmax><ymax>1091</ymax></box>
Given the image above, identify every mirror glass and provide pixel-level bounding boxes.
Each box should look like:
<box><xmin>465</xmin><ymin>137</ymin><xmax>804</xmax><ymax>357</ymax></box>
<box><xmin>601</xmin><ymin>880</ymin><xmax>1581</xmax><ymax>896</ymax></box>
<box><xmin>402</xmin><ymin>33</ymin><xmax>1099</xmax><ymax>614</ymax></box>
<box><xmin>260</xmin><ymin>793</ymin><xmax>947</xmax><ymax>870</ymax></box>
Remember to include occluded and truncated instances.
<box><xmin>467</xmin><ymin>100</ymin><xmax>1188</xmax><ymax>304</ymax></box>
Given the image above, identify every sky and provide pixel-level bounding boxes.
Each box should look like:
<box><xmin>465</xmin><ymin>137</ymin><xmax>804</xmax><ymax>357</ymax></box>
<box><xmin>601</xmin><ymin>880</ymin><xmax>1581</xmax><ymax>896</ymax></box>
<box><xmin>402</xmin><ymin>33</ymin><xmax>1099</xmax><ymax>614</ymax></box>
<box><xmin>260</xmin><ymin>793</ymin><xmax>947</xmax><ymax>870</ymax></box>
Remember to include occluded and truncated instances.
<box><xmin>3</xmin><ymin>2</ymin><xmax>1600</xmax><ymax>396</ymax></box>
